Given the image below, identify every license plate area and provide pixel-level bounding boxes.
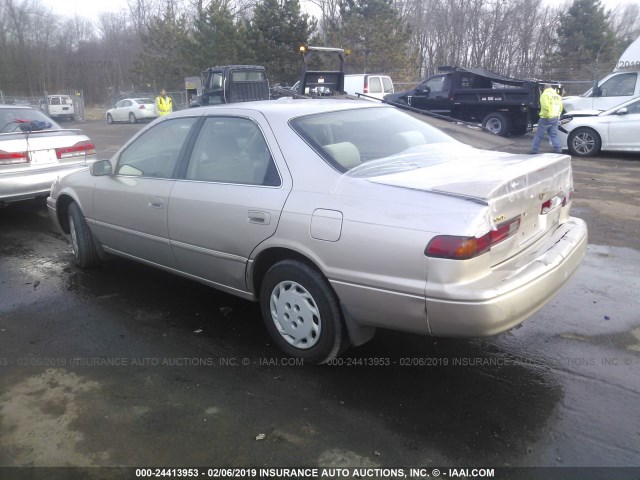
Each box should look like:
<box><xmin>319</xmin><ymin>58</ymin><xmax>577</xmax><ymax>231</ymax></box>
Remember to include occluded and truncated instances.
<box><xmin>30</xmin><ymin>149</ymin><xmax>57</xmax><ymax>165</ymax></box>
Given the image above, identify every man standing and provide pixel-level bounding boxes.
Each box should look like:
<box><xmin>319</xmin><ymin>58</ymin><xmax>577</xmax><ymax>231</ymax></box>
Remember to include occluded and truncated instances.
<box><xmin>530</xmin><ymin>84</ymin><xmax>563</xmax><ymax>154</ymax></box>
<box><xmin>156</xmin><ymin>89</ymin><xmax>173</xmax><ymax>116</ymax></box>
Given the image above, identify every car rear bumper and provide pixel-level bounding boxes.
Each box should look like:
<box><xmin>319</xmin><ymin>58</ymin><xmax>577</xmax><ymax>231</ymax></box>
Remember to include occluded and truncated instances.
<box><xmin>425</xmin><ymin>217</ymin><xmax>588</xmax><ymax>337</ymax></box>
<box><xmin>331</xmin><ymin>217</ymin><xmax>587</xmax><ymax>339</ymax></box>
<box><xmin>0</xmin><ymin>164</ymin><xmax>89</xmax><ymax>203</ymax></box>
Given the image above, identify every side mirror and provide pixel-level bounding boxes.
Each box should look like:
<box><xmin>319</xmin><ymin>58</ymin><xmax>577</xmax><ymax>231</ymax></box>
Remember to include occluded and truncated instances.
<box><xmin>416</xmin><ymin>86</ymin><xmax>430</xmax><ymax>95</ymax></box>
<box><xmin>90</xmin><ymin>159</ymin><xmax>113</xmax><ymax>176</ymax></box>
<box><xmin>616</xmin><ymin>107</ymin><xmax>628</xmax><ymax>115</ymax></box>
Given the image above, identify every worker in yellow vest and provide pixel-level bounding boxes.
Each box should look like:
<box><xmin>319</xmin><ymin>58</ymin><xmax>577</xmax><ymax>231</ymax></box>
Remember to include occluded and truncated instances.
<box><xmin>530</xmin><ymin>84</ymin><xmax>563</xmax><ymax>154</ymax></box>
<box><xmin>155</xmin><ymin>89</ymin><xmax>173</xmax><ymax>116</ymax></box>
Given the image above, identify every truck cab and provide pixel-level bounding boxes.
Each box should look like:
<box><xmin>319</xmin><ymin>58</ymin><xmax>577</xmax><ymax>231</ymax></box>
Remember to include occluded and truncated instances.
<box><xmin>189</xmin><ymin>65</ymin><xmax>269</xmax><ymax>107</ymax></box>
<box><xmin>563</xmin><ymin>71</ymin><xmax>640</xmax><ymax>113</ymax></box>
<box><xmin>563</xmin><ymin>36</ymin><xmax>640</xmax><ymax>113</ymax></box>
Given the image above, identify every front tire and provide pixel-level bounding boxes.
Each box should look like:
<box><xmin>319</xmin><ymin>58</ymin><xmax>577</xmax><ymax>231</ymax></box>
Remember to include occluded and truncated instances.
<box><xmin>259</xmin><ymin>260</ymin><xmax>349</xmax><ymax>364</ymax></box>
<box><xmin>129</xmin><ymin>113</ymin><xmax>137</xmax><ymax>124</ymax></box>
<box><xmin>68</xmin><ymin>202</ymin><xmax>100</xmax><ymax>268</ymax></box>
<box><xmin>107</xmin><ymin>114</ymin><xmax>114</xmax><ymax>124</ymax></box>
<box><xmin>568</xmin><ymin>127</ymin><xmax>601</xmax><ymax>157</ymax></box>
<box><xmin>482</xmin><ymin>113</ymin><xmax>511</xmax><ymax>136</ymax></box>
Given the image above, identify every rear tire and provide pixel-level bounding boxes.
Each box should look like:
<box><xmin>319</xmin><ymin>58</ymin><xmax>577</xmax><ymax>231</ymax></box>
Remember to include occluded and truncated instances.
<box><xmin>567</xmin><ymin>127</ymin><xmax>601</xmax><ymax>157</ymax></box>
<box><xmin>482</xmin><ymin>113</ymin><xmax>511</xmax><ymax>136</ymax></box>
<box><xmin>107</xmin><ymin>114</ymin><xmax>114</xmax><ymax>125</ymax></box>
<box><xmin>68</xmin><ymin>202</ymin><xmax>100</xmax><ymax>268</ymax></box>
<box><xmin>259</xmin><ymin>260</ymin><xmax>349</xmax><ymax>364</ymax></box>
<box><xmin>129</xmin><ymin>113</ymin><xmax>137</xmax><ymax>124</ymax></box>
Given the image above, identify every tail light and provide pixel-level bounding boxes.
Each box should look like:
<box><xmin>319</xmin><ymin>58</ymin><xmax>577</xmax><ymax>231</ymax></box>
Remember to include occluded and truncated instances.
<box><xmin>363</xmin><ymin>80</ymin><xmax>369</xmax><ymax>94</ymax></box>
<box><xmin>0</xmin><ymin>150</ymin><xmax>29</xmax><ymax>165</ymax></box>
<box><xmin>139</xmin><ymin>105</ymin><xmax>146</xmax><ymax>109</ymax></box>
<box><xmin>425</xmin><ymin>216</ymin><xmax>521</xmax><ymax>260</ymax></box>
<box><xmin>55</xmin><ymin>141</ymin><xmax>96</xmax><ymax>159</ymax></box>
<box><xmin>541</xmin><ymin>192</ymin><xmax>570</xmax><ymax>214</ymax></box>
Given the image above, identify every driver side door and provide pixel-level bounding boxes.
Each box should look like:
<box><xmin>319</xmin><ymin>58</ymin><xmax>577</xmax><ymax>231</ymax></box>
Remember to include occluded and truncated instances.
<box><xmin>91</xmin><ymin>116</ymin><xmax>200</xmax><ymax>267</ymax></box>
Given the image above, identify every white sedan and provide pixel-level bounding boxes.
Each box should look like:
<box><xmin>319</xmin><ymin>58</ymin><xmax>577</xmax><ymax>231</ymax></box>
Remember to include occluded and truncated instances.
<box><xmin>559</xmin><ymin>96</ymin><xmax>640</xmax><ymax>157</ymax></box>
<box><xmin>106</xmin><ymin>98</ymin><xmax>158</xmax><ymax>124</ymax></box>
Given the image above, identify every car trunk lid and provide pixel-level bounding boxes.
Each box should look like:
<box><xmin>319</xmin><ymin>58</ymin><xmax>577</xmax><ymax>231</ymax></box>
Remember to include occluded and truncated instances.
<box><xmin>0</xmin><ymin>131</ymin><xmax>96</xmax><ymax>172</ymax></box>
<box><xmin>362</xmin><ymin>144</ymin><xmax>573</xmax><ymax>265</ymax></box>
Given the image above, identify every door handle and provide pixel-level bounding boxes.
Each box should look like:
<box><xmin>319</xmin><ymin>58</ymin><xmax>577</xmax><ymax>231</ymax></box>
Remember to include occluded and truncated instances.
<box><xmin>248</xmin><ymin>210</ymin><xmax>271</xmax><ymax>225</ymax></box>
<box><xmin>148</xmin><ymin>198</ymin><xmax>164</xmax><ymax>209</ymax></box>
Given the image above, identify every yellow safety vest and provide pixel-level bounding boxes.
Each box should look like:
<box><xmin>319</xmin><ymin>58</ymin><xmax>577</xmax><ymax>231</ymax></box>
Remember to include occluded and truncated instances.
<box><xmin>156</xmin><ymin>96</ymin><xmax>172</xmax><ymax>116</ymax></box>
<box><xmin>539</xmin><ymin>87</ymin><xmax>562</xmax><ymax>119</ymax></box>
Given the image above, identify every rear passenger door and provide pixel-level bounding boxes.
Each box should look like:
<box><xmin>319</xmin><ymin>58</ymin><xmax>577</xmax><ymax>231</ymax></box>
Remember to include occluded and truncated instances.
<box><xmin>168</xmin><ymin>112</ymin><xmax>292</xmax><ymax>293</ymax></box>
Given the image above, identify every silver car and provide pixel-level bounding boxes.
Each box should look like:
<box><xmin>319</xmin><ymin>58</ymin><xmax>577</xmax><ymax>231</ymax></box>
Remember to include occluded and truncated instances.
<box><xmin>47</xmin><ymin>99</ymin><xmax>587</xmax><ymax>363</ymax></box>
<box><xmin>1</xmin><ymin>105</ymin><xmax>96</xmax><ymax>205</ymax></box>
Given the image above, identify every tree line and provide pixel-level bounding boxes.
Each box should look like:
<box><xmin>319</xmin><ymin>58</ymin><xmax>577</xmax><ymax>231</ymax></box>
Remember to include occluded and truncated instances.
<box><xmin>0</xmin><ymin>0</ymin><xmax>639</xmax><ymax>104</ymax></box>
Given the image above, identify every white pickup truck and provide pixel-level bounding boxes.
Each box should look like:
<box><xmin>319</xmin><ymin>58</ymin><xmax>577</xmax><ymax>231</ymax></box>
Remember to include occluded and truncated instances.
<box><xmin>563</xmin><ymin>36</ymin><xmax>640</xmax><ymax>113</ymax></box>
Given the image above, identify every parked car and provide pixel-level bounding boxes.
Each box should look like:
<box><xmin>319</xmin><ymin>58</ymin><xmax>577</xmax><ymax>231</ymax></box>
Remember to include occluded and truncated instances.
<box><xmin>559</xmin><ymin>96</ymin><xmax>640</xmax><ymax>157</ymax></box>
<box><xmin>107</xmin><ymin>98</ymin><xmax>158</xmax><ymax>124</ymax></box>
<box><xmin>46</xmin><ymin>95</ymin><xmax>75</xmax><ymax>121</ymax></box>
<box><xmin>344</xmin><ymin>74</ymin><xmax>394</xmax><ymax>100</ymax></box>
<box><xmin>47</xmin><ymin>99</ymin><xmax>587</xmax><ymax>363</ymax></box>
<box><xmin>0</xmin><ymin>105</ymin><xmax>96</xmax><ymax>205</ymax></box>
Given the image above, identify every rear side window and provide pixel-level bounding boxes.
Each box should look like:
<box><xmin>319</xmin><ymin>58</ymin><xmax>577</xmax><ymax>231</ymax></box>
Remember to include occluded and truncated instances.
<box><xmin>185</xmin><ymin>117</ymin><xmax>280</xmax><ymax>186</ymax></box>
<box><xmin>382</xmin><ymin>77</ymin><xmax>394</xmax><ymax>93</ymax></box>
<box><xmin>369</xmin><ymin>77</ymin><xmax>382</xmax><ymax>93</ymax></box>
<box><xmin>50</xmin><ymin>97</ymin><xmax>61</xmax><ymax>105</ymax></box>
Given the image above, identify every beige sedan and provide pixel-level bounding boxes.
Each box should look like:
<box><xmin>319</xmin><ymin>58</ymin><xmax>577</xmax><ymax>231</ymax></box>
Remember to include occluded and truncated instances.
<box><xmin>47</xmin><ymin>99</ymin><xmax>587</xmax><ymax>363</ymax></box>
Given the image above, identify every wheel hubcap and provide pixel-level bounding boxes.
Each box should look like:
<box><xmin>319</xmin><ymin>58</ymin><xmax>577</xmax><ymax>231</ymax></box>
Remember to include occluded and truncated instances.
<box><xmin>69</xmin><ymin>216</ymin><xmax>79</xmax><ymax>257</ymax></box>
<box><xmin>486</xmin><ymin>119</ymin><xmax>502</xmax><ymax>134</ymax></box>
<box><xmin>573</xmin><ymin>133</ymin><xmax>595</xmax><ymax>154</ymax></box>
<box><xmin>269</xmin><ymin>281</ymin><xmax>320</xmax><ymax>349</ymax></box>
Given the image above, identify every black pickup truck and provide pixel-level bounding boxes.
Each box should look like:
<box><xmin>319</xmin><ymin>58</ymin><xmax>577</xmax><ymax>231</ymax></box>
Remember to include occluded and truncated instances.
<box><xmin>384</xmin><ymin>66</ymin><xmax>545</xmax><ymax>136</ymax></box>
<box><xmin>189</xmin><ymin>65</ymin><xmax>269</xmax><ymax>107</ymax></box>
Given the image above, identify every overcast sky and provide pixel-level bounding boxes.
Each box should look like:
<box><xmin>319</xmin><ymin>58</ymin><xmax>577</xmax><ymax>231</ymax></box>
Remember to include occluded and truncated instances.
<box><xmin>41</xmin><ymin>0</ymin><xmax>639</xmax><ymax>24</ymax></box>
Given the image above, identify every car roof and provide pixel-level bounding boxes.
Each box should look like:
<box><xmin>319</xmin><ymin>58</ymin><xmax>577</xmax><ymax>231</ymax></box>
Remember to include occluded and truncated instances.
<box><xmin>0</xmin><ymin>105</ymin><xmax>37</xmax><ymax>111</ymax></box>
<box><xmin>171</xmin><ymin>98</ymin><xmax>389</xmax><ymax>122</ymax></box>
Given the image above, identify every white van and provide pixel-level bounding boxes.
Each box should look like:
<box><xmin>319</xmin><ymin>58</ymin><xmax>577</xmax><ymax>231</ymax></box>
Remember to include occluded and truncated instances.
<box><xmin>563</xmin><ymin>36</ymin><xmax>640</xmax><ymax>112</ymax></box>
<box><xmin>344</xmin><ymin>74</ymin><xmax>394</xmax><ymax>100</ymax></box>
<box><xmin>46</xmin><ymin>95</ymin><xmax>75</xmax><ymax>120</ymax></box>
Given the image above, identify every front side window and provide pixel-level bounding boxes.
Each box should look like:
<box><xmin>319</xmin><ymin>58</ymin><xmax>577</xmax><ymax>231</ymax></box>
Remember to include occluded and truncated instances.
<box><xmin>186</xmin><ymin>117</ymin><xmax>280</xmax><ymax>186</ymax></box>
<box><xmin>600</xmin><ymin>73</ymin><xmax>637</xmax><ymax>97</ymax></box>
<box><xmin>206</xmin><ymin>73</ymin><xmax>224</xmax><ymax>104</ymax></box>
<box><xmin>116</xmin><ymin>117</ymin><xmax>197</xmax><ymax>178</ymax></box>
<box><xmin>624</xmin><ymin>99</ymin><xmax>640</xmax><ymax>114</ymax></box>
<box><xmin>425</xmin><ymin>75</ymin><xmax>449</xmax><ymax>93</ymax></box>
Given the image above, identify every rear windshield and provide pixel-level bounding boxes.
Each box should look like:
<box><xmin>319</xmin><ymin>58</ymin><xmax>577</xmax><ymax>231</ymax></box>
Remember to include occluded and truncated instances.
<box><xmin>231</xmin><ymin>71</ymin><xmax>266</xmax><ymax>82</ymax></box>
<box><xmin>135</xmin><ymin>98</ymin><xmax>153</xmax><ymax>104</ymax></box>
<box><xmin>290</xmin><ymin>106</ymin><xmax>456</xmax><ymax>173</ymax></box>
<box><xmin>0</xmin><ymin>108</ymin><xmax>61</xmax><ymax>133</ymax></box>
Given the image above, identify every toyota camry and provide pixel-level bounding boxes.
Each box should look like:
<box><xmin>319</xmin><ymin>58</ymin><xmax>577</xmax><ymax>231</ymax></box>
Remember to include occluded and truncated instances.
<box><xmin>48</xmin><ymin>99</ymin><xmax>587</xmax><ymax>363</ymax></box>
